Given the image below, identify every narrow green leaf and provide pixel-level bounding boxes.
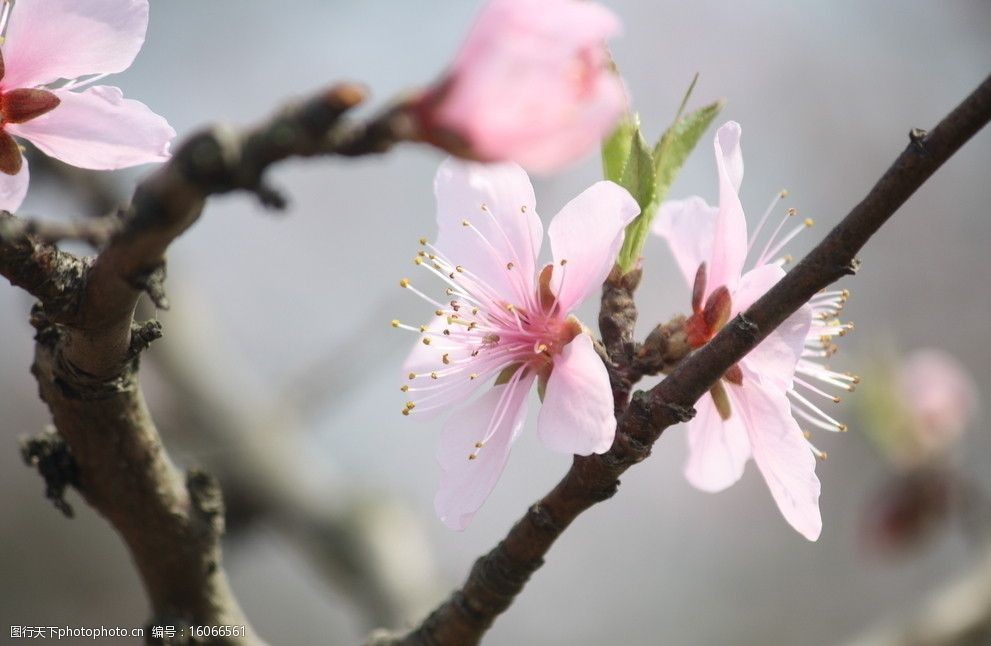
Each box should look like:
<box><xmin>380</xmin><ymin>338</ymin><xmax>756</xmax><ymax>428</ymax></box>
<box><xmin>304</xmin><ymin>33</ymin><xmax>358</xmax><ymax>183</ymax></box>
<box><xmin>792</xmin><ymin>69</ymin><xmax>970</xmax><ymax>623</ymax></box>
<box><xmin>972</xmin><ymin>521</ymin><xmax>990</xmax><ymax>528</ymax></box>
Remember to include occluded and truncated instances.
<box><xmin>601</xmin><ymin>114</ymin><xmax>638</xmax><ymax>184</ymax></box>
<box><xmin>652</xmin><ymin>99</ymin><xmax>724</xmax><ymax>205</ymax></box>
<box><xmin>615</xmin><ymin>125</ymin><xmax>656</xmax><ymax>273</ymax></box>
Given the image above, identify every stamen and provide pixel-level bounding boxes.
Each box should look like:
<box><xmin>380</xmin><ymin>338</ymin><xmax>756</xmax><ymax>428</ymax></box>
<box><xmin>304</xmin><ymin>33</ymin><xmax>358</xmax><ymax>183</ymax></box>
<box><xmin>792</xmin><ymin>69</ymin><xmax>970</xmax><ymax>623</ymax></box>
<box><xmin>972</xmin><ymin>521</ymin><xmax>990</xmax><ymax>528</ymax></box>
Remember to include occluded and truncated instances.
<box><xmin>748</xmin><ymin>189</ymin><xmax>788</xmax><ymax>252</ymax></box>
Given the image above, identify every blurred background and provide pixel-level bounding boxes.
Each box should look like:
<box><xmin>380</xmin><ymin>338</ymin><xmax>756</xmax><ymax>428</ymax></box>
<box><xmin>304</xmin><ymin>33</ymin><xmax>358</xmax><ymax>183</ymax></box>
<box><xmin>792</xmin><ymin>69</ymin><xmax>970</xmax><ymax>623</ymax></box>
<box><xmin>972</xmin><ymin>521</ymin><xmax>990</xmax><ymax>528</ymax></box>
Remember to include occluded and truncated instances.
<box><xmin>2</xmin><ymin>1</ymin><xmax>991</xmax><ymax>644</ymax></box>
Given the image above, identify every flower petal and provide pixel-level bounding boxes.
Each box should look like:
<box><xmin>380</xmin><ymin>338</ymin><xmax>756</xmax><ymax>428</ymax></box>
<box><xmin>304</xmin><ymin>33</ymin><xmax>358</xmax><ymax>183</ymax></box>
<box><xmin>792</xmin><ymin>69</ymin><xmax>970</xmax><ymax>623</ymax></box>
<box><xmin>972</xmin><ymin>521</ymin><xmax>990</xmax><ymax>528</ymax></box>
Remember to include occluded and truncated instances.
<box><xmin>547</xmin><ymin>180</ymin><xmax>639</xmax><ymax>311</ymax></box>
<box><xmin>433</xmin><ymin>159</ymin><xmax>542</xmax><ymax>306</ymax></box>
<box><xmin>738</xmin><ymin>367</ymin><xmax>822</xmax><ymax>540</ymax></box>
<box><xmin>683</xmin><ymin>388</ymin><xmax>752</xmax><ymax>492</ymax></box>
<box><xmin>434</xmin><ymin>374</ymin><xmax>534</xmax><ymax>530</ymax></box>
<box><xmin>434</xmin><ymin>0</ymin><xmax>625</xmax><ymax>172</ymax></box>
<box><xmin>9</xmin><ymin>86</ymin><xmax>174</xmax><ymax>170</ymax></box>
<box><xmin>653</xmin><ymin>196</ymin><xmax>718</xmax><ymax>289</ymax></box>
<box><xmin>735</xmin><ymin>264</ymin><xmax>812</xmax><ymax>389</ymax></box>
<box><xmin>537</xmin><ymin>333</ymin><xmax>615</xmax><ymax>455</ymax></box>
<box><xmin>707</xmin><ymin>121</ymin><xmax>748</xmax><ymax>295</ymax></box>
<box><xmin>1</xmin><ymin>0</ymin><xmax>149</xmax><ymax>88</ymax></box>
<box><xmin>0</xmin><ymin>155</ymin><xmax>29</xmax><ymax>212</ymax></box>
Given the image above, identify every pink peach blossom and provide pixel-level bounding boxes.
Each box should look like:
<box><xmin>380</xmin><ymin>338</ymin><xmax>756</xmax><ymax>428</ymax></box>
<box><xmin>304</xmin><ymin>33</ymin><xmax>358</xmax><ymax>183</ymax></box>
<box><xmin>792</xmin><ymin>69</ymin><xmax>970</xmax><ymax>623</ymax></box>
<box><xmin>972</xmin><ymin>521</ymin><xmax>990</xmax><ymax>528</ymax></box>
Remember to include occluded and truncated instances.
<box><xmin>897</xmin><ymin>348</ymin><xmax>979</xmax><ymax>458</ymax></box>
<box><xmin>654</xmin><ymin>121</ymin><xmax>855</xmax><ymax>541</ymax></box>
<box><xmin>396</xmin><ymin>159</ymin><xmax>639</xmax><ymax>529</ymax></box>
<box><xmin>414</xmin><ymin>0</ymin><xmax>627</xmax><ymax>173</ymax></box>
<box><xmin>0</xmin><ymin>0</ymin><xmax>175</xmax><ymax>211</ymax></box>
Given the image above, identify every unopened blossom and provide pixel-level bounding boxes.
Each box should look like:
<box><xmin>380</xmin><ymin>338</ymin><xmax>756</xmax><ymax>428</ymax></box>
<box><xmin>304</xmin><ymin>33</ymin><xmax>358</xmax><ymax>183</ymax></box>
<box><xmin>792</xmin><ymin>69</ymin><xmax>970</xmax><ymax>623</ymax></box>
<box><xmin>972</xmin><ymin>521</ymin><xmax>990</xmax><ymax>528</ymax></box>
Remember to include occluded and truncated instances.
<box><xmin>412</xmin><ymin>0</ymin><xmax>627</xmax><ymax>173</ymax></box>
<box><xmin>898</xmin><ymin>349</ymin><xmax>978</xmax><ymax>453</ymax></box>
<box><xmin>0</xmin><ymin>0</ymin><xmax>175</xmax><ymax>211</ymax></box>
<box><xmin>654</xmin><ymin>121</ymin><xmax>855</xmax><ymax>541</ymax></box>
<box><xmin>395</xmin><ymin>159</ymin><xmax>639</xmax><ymax>529</ymax></box>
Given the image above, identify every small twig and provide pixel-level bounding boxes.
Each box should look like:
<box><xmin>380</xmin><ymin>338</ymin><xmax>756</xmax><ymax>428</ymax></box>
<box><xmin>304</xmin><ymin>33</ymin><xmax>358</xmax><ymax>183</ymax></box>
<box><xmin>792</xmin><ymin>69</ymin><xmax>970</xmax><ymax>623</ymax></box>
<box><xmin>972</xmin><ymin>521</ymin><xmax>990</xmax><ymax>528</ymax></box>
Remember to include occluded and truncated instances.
<box><xmin>0</xmin><ymin>211</ymin><xmax>121</xmax><ymax>247</ymax></box>
<box><xmin>377</xmin><ymin>72</ymin><xmax>991</xmax><ymax>646</ymax></box>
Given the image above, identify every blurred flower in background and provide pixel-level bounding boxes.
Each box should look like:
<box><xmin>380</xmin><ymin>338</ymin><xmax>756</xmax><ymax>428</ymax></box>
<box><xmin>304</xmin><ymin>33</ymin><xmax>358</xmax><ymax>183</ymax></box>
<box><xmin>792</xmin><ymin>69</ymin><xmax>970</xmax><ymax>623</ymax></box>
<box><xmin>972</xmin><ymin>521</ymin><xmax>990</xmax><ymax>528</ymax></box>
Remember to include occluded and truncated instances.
<box><xmin>411</xmin><ymin>0</ymin><xmax>626</xmax><ymax>172</ymax></box>
<box><xmin>859</xmin><ymin>347</ymin><xmax>981</xmax><ymax>553</ymax></box>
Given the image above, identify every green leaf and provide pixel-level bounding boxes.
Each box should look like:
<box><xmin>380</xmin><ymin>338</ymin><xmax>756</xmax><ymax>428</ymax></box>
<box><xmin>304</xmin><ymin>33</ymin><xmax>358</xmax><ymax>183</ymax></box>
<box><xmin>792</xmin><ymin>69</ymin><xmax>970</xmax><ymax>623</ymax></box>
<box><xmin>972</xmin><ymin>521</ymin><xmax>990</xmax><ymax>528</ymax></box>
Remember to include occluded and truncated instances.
<box><xmin>613</xmin><ymin>98</ymin><xmax>724</xmax><ymax>275</ymax></box>
<box><xmin>652</xmin><ymin>99</ymin><xmax>724</xmax><ymax>205</ymax></box>
<box><xmin>614</xmin><ymin>125</ymin><xmax>656</xmax><ymax>273</ymax></box>
<box><xmin>601</xmin><ymin>114</ymin><xmax>638</xmax><ymax>184</ymax></box>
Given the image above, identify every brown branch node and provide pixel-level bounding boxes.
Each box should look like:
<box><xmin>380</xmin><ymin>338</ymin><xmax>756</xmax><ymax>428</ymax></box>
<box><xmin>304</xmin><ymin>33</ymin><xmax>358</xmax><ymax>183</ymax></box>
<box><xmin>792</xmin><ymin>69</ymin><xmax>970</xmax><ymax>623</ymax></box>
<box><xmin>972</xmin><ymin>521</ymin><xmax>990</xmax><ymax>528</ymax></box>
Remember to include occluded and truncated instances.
<box><xmin>20</xmin><ymin>427</ymin><xmax>80</xmax><ymax>518</ymax></box>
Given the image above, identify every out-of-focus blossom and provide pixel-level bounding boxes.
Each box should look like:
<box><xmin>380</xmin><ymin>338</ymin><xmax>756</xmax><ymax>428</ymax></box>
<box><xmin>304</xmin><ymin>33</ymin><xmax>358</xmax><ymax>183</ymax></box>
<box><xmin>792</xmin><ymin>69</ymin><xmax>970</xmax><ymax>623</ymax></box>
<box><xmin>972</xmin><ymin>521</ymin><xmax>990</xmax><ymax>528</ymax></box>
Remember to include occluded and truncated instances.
<box><xmin>0</xmin><ymin>0</ymin><xmax>175</xmax><ymax>211</ymax></box>
<box><xmin>412</xmin><ymin>0</ymin><xmax>627</xmax><ymax>173</ymax></box>
<box><xmin>862</xmin><ymin>348</ymin><xmax>979</xmax><ymax>469</ymax></box>
<box><xmin>394</xmin><ymin>159</ymin><xmax>638</xmax><ymax>530</ymax></box>
<box><xmin>654</xmin><ymin>121</ymin><xmax>856</xmax><ymax>541</ymax></box>
<box><xmin>859</xmin><ymin>350</ymin><xmax>978</xmax><ymax>552</ymax></box>
<box><xmin>896</xmin><ymin>349</ymin><xmax>979</xmax><ymax>459</ymax></box>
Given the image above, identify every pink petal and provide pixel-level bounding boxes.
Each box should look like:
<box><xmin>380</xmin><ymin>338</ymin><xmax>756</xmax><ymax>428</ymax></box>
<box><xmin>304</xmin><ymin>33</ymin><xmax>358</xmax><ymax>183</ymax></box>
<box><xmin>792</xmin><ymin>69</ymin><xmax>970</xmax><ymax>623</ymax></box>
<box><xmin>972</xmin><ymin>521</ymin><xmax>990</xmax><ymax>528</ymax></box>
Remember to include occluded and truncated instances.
<box><xmin>683</xmin><ymin>388</ymin><xmax>752</xmax><ymax>492</ymax></box>
<box><xmin>432</xmin><ymin>0</ymin><xmax>626</xmax><ymax>172</ymax></box>
<box><xmin>434</xmin><ymin>374</ymin><xmax>534</xmax><ymax>530</ymax></box>
<box><xmin>9</xmin><ymin>86</ymin><xmax>173</xmax><ymax>170</ymax></box>
<box><xmin>0</xmin><ymin>156</ymin><xmax>29</xmax><ymax>212</ymax></box>
<box><xmin>707</xmin><ymin>121</ymin><xmax>748</xmax><ymax>295</ymax></box>
<box><xmin>433</xmin><ymin>159</ymin><xmax>542</xmax><ymax>306</ymax></box>
<box><xmin>898</xmin><ymin>348</ymin><xmax>980</xmax><ymax>451</ymax></box>
<box><xmin>738</xmin><ymin>367</ymin><xmax>822</xmax><ymax>540</ymax></box>
<box><xmin>734</xmin><ymin>264</ymin><xmax>812</xmax><ymax>389</ymax></box>
<box><xmin>1</xmin><ymin>0</ymin><xmax>149</xmax><ymax>88</ymax></box>
<box><xmin>536</xmin><ymin>333</ymin><xmax>615</xmax><ymax>455</ymax></box>
<box><xmin>547</xmin><ymin>180</ymin><xmax>639</xmax><ymax>311</ymax></box>
<box><xmin>652</xmin><ymin>196</ymin><xmax>718</xmax><ymax>289</ymax></box>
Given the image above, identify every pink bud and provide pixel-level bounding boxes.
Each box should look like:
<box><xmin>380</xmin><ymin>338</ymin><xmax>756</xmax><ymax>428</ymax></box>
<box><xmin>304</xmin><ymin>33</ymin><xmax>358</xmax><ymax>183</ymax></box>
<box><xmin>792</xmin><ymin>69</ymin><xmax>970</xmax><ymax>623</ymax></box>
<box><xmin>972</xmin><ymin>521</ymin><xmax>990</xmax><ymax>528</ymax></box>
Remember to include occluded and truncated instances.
<box><xmin>897</xmin><ymin>349</ymin><xmax>979</xmax><ymax>457</ymax></box>
<box><xmin>414</xmin><ymin>0</ymin><xmax>627</xmax><ymax>173</ymax></box>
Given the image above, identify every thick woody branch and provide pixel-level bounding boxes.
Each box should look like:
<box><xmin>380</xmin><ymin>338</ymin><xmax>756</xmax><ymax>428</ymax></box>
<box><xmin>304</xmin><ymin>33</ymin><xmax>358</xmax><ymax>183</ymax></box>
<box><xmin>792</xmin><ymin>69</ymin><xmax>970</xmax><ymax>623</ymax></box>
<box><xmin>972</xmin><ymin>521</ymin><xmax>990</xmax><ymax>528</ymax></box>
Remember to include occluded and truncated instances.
<box><xmin>380</xmin><ymin>73</ymin><xmax>991</xmax><ymax>646</ymax></box>
<box><xmin>1</xmin><ymin>83</ymin><xmax>412</xmax><ymax>643</ymax></box>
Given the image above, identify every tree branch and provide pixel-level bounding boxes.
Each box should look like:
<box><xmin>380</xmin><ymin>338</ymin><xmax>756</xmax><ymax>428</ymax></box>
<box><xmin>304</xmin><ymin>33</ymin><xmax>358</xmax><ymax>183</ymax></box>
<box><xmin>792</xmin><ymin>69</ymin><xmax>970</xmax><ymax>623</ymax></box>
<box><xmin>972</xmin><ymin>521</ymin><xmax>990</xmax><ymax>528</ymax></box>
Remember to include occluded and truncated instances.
<box><xmin>0</xmin><ymin>83</ymin><xmax>413</xmax><ymax>643</ymax></box>
<box><xmin>377</xmin><ymin>72</ymin><xmax>991</xmax><ymax>646</ymax></box>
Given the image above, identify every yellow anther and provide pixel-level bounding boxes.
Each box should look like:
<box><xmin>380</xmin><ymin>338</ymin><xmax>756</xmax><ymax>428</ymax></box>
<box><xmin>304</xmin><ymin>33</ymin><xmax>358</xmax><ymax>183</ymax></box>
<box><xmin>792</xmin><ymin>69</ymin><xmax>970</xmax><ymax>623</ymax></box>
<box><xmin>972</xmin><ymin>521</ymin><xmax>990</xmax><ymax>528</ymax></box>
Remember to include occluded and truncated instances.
<box><xmin>442</xmin><ymin>354</ymin><xmax>451</xmax><ymax>365</ymax></box>
<box><xmin>391</xmin><ymin>319</ymin><xmax>401</xmax><ymax>328</ymax></box>
<box><xmin>506</xmin><ymin>303</ymin><xmax>515</xmax><ymax>312</ymax></box>
<box><xmin>838</xmin><ymin>424</ymin><xmax>849</xmax><ymax>432</ymax></box>
<box><xmin>402</xmin><ymin>408</ymin><xmax>410</xmax><ymax>416</ymax></box>
<box><xmin>474</xmin><ymin>441</ymin><xmax>484</xmax><ymax>448</ymax></box>
<box><xmin>804</xmin><ymin>218</ymin><xmax>814</xmax><ymax>227</ymax></box>
<box><xmin>535</xmin><ymin>344</ymin><xmax>548</xmax><ymax>353</ymax></box>
<box><xmin>400</xmin><ymin>385</ymin><xmax>409</xmax><ymax>392</ymax></box>
<box><xmin>787</xmin><ymin>208</ymin><xmax>797</xmax><ymax>216</ymax></box>
<box><xmin>419</xmin><ymin>324</ymin><xmax>427</xmax><ymax>332</ymax></box>
<box><xmin>418</xmin><ymin>237</ymin><xmax>428</xmax><ymax>245</ymax></box>
<box><xmin>435</xmin><ymin>309</ymin><xmax>445</xmax><ymax>316</ymax></box>
<box><xmin>399</xmin><ymin>278</ymin><xmax>410</xmax><ymax>288</ymax></box>
<box><xmin>468</xmin><ymin>322</ymin><xmax>478</xmax><ymax>330</ymax></box>
<box><xmin>422</xmin><ymin>338</ymin><xmax>431</xmax><ymax>345</ymax></box>
<box><xmin>560</xmin><ymin>258</ymin><xmax>568</xmax><ymax>266</ymax></box>
<box><xmin>455</xmin><ymin>265</ymin><xmax>464</xmax><ymax>273</ymax></box>
<box><xmin>468</xmin><ymin>453</ymin><xmax>477</xmax><ymax>460</ymax></box>
<box><xmin>780</xmin><ymin>189</ymin><xmax>789</xmax><ymax>198</ymax></box>
<box><xmin>430</xmin><ymin>371</ymin><xmax>439</xmax><ymax>379</ymax></box>
<box><xmin>414</xmin><ymin>257</ymin><xmax>423</xmax><ymax>265</ymax></box>
<box><xmin>405</xmin><ymin>401</ymin><xmax>416</xmax><ymax>410</ymax></box>
<box><xmin>480</xmin><ymin>203</ymin><xmax>489</xmax><ymax>211</ymax></box>
<box><xmin>461</xmin><ymin>219</ymin><xmax>470</xmax><ymax>227</ymax></box>
<box><xmin>408</xmin><ymin>372</ymin><xmax>417</xmax><ymax>380</ymax></box>
<box><xmin>469</xmin><ymin>373</ymin><xmax>479</xmax><ymax>380</ymax></box>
